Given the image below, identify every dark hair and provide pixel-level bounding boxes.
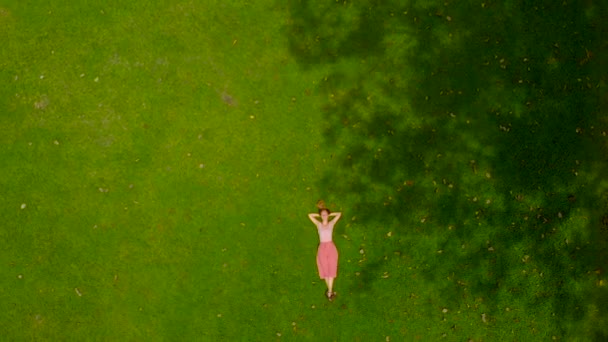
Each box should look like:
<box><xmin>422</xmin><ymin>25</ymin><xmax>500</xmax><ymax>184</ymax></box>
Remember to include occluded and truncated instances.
<box><xmin>319</xmin><ymin>208</ymin><xmax>331</xmax><ymax>215</ymax></box>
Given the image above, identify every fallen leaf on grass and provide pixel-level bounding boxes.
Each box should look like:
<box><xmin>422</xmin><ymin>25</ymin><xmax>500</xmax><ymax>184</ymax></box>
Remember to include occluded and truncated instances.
<box><xmin>34</xmin><ymin>95</ymin><xmax>49</xmax><ymax>110</ymax></box>
<box><xmin>221</xmin><ymin>91</ymin><xmax>237</xmax><ymax>107</ymax></box>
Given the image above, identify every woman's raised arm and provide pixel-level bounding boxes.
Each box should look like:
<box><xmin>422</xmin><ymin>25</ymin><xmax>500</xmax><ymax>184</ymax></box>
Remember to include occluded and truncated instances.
<box><xmin>330</xmin><ymin>212</ymin><xmax>342</xmax><ymax>222</ymax></box>
<box><xmin>308</xmin><ymin>213</ymin><xmax>320</xmax><ymax>225</ymax></box>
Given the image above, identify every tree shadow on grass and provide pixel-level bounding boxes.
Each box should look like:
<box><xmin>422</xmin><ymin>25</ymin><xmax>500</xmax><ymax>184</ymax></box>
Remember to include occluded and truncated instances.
<box><xmin>287</xmin><ymin>0</ymin><xmax>608</xmax><ymax>337</ymax></box>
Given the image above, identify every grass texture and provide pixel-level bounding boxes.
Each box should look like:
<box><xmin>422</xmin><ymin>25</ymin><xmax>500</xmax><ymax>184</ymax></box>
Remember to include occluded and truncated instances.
<box><xmin>1</xmin><ymin>0</ymin><xmax>607</xmax><ymax>340</ymax></box>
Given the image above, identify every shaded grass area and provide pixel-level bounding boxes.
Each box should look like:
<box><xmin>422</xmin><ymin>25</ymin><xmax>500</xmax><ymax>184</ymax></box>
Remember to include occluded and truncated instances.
<box><xmin>287</xmin><ymin>0</ymin><xmax>608</xmax><ymax>340</ymax></box>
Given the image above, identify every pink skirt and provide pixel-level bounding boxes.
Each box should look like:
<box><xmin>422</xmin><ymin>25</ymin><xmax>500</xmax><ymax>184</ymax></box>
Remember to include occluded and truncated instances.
<box><xmin>317</xmin><ymin>241</ymin><xmax>338</xmax><ymax>278</ymax></box>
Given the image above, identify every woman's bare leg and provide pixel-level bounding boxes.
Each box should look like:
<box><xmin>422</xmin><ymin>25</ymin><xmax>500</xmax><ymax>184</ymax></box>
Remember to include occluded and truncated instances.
<box><xmin>323</xmin><ymin>278</ymin><xmax>331</xmax><ymax>298</ymax></box>
<box><xmin>328</xmin><ymin>278</ymin><xmax>334</xmax><ymax>294</ymax></box>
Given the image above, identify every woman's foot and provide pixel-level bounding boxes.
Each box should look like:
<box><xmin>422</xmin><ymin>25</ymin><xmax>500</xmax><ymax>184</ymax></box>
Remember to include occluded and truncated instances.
<box><xmin>326</xmin><ymin>291</ymin><xmax>336</xmax><ymax>301</ymax></box>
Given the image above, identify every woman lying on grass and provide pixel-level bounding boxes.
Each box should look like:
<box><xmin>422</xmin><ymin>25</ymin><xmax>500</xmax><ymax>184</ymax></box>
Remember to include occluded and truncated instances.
<box><xmin>308</xmin><ymin>201</ymin><xmax>342</xmax><ymax>301</ymax></box>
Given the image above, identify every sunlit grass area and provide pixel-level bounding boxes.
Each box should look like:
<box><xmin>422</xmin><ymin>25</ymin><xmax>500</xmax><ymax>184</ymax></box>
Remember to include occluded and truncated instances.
<box><xmin>1</xmin><ymin>1</ymin><xmax>327</xmax><ymax>340</ymax></box>
<box><xmin>2</xmin><ymin>0</ymin><xmax>607</xmax><ymax>340</ymax></box>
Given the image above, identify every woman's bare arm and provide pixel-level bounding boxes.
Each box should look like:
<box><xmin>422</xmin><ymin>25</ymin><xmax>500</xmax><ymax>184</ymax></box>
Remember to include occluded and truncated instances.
<box><xmin>308</xmin><ymin>213</ymin><xmax>321</xmax><ymax>225</ymax></box>
<box><xmin>329</xmin><ymin>212</ymin><xmax>342</xmax><ymax>222</ymax></box>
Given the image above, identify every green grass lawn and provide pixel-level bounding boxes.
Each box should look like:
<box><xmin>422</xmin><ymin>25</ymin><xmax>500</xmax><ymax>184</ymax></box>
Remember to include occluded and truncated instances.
<box><xmin>1</xmin><ymin>0</ymin><xmax>607</xmax><ymax>340</ymax></box>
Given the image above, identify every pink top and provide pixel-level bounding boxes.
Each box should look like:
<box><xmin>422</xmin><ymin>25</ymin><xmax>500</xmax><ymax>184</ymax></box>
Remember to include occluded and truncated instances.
<box><xmin>317</xmin><ymin>223</ymin><xmax>334</xmax><ymax>243</ymax></box>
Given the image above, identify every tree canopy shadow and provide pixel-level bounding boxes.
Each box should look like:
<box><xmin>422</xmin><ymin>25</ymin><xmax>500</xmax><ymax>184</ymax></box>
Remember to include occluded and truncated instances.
<box><xmin>287</xmin><ymin>0</ymin><xmax>607</xmax><ymax>337</ymax></box>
